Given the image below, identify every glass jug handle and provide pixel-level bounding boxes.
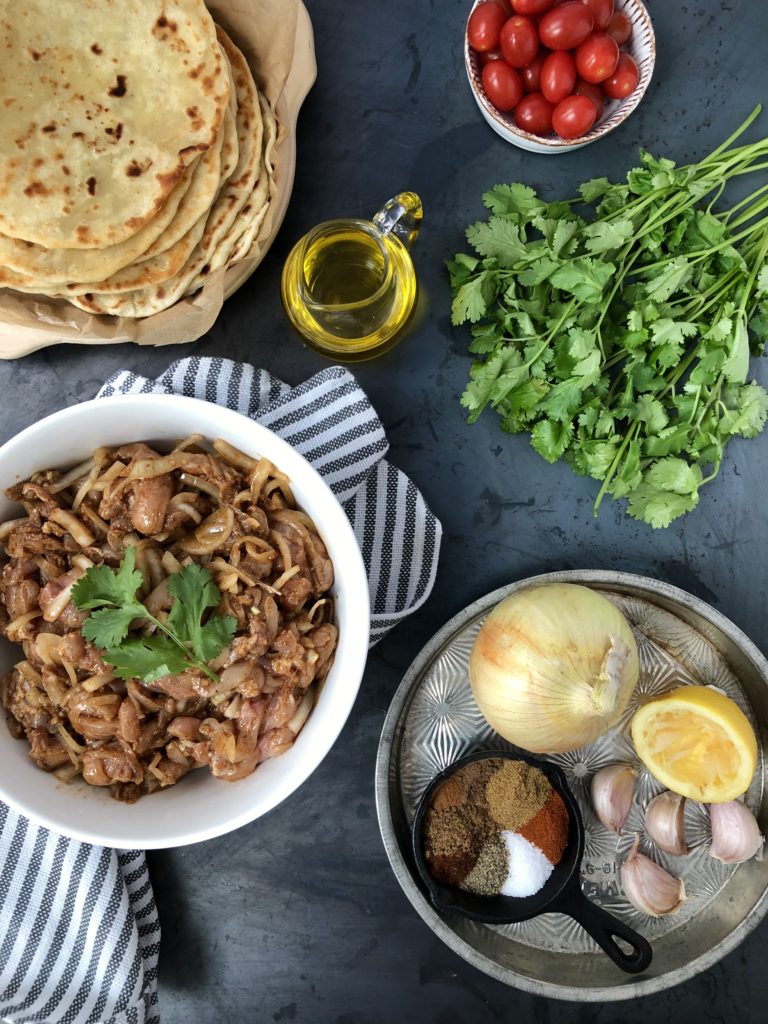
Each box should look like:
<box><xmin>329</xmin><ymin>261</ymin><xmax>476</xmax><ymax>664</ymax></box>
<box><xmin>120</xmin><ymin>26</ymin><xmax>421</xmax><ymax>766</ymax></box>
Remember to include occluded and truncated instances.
<box><xmin>371</xmin><ymin>192</ymin><xmax>423</xmax><ymax>251</ymax></box>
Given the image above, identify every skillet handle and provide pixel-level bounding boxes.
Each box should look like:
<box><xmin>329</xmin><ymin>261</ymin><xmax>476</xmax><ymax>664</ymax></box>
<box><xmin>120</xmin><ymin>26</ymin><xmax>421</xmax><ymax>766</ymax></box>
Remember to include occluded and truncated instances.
<box><xmin>555</xmin><ymin>887</ymin><xmax>653</xmax><ymax>975</ymax></box>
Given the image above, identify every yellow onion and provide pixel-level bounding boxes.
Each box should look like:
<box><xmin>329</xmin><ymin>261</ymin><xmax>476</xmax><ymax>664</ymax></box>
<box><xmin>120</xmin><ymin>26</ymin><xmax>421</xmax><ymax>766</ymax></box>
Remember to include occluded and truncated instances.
<box><xmin>469</xmin><ymin>583</ymin><xmax>639</xmax><ymax>753</ymax></box>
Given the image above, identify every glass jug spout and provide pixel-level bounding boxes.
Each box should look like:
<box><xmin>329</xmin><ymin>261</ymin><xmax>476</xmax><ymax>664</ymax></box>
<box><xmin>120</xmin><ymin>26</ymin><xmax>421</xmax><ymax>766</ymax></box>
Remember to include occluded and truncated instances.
<box><xmin>371</xmin><ymin>192</ymin><xmax>423</xmax><ymax>251</ymax></box>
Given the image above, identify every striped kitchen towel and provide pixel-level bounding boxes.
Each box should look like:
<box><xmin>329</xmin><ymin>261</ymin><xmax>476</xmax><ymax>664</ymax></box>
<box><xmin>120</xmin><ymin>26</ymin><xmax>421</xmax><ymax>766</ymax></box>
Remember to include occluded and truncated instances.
<box><xmin>0</xmin><ymin>807</ymin><xmax>159</xmax><ymax>1024</ymax></box>
<box><xmin>0</xmin><ymin>356</ymin><xmax>441</xmax><ymax>1024</ymax></box>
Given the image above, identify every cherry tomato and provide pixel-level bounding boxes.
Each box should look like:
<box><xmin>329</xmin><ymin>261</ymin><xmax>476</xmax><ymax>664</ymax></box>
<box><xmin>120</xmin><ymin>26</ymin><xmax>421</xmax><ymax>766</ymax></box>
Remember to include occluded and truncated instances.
<box><xmin>511</xmin><ymin>0</ymin><xmax>554</xmax><ymax>13</ymax></box>
<box><xmin>574</xmin><ymin>76</ymin><xmax>603</xmax><ymax>117</ymax></box>
<box><xmin>514</xmin><ymin>91</ymin><xmax>555</xmax><ymax>134</ymax></box>
<box><xmin>602</xmin><ymin>52</ymin><xmax>639</xmax><ymax>98</ymax></box>
<box><xmin>580</xmin><ymin>0</ymin><xmax>613</xmax><ymax>31</ymax></box>
<box><xmin>606</xmin><ymin>10</ymin><xmax>632</xmax><ymax>45</ymax></box>
<box><xmin>538</xmin><ymin>3</ymin><xmax>594</xmax><ymax>50</ymax></box>
<box><xmin>482</xmin><ymin>60</ymin><xmax>524</xmax><ymax>110</ymax></box>
<box><xmin>519</xmin><ymin>51</ymin><xmax>548</xmax><ymax>92</ymax></box>
<box><xmin>575</xmin><ymin>32</ymin><xmax>619</xmax><ymax>83</ymax></box>
<box><xmin>479</xmin><ymin>47</ymin><xmax>504</xmax><ymax>64</ymax></box>
<box><xmin>467</xmin><ymin>2</ymin><xmax>508</xmax><ymax>53</ymax></box>
<box><xmin>499</xmin><ymin>15</ymin><xmax>539</xmax><ymax>67</ymax></box>
<box><xmin>552</xmin><ymin>93</ymin><xmax>597</xmax><ymax>138</ymax></box>
<box><xmin>541</xmin><ymin>50</ymin><xmax>577</xmax><ymax>104</ymax></box>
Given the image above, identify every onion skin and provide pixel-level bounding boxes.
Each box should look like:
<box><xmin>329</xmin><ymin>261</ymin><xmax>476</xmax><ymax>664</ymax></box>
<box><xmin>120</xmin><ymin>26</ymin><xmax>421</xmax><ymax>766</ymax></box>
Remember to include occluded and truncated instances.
<box><xmin>469</xmin><ymin>583</ymin><xmax>639</xmax><ymax>754</ymax></box>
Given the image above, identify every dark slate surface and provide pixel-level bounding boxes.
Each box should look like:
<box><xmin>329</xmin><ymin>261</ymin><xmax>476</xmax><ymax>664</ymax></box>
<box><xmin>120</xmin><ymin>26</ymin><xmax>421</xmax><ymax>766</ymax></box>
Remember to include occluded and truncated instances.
<box><xmin>2</xmin><ymin>0</ymin><xmax>768</xmax><ymax>1020</ymax></box>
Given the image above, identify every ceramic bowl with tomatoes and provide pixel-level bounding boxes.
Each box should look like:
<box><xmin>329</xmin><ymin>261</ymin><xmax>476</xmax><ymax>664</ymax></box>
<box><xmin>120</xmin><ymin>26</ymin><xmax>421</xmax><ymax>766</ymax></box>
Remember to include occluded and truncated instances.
<box><xmin>465</xmin><ymin>0</ymin><xmax>655</xmax><ymax>153</ymax></box>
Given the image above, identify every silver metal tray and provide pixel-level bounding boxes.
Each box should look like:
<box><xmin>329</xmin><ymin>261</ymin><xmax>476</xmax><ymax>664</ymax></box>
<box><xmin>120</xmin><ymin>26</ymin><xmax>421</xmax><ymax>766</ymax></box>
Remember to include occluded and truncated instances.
<box><xmin>375</xmin><ymin>571</ymin><xmax>768</xmax><ymax>1001</ymax></box>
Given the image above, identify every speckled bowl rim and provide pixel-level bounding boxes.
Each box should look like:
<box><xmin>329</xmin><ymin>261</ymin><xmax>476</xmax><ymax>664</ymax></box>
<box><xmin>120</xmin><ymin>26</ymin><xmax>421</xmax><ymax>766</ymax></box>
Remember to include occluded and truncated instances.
<box><xmin>464</xmin><ymin>0</ymin><xmax>656</xmax><ymax>150</ymax></box>
<box><xmin>374</xmin><ymin>570</ymin><xmax>768</xmax><ymax>1001</ymax></box>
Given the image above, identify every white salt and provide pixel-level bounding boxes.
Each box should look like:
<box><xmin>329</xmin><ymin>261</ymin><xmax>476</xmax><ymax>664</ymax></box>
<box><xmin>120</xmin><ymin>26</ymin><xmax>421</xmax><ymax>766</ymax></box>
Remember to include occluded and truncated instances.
<box><xmin>500</xmin><ymin>831</ymin><xmax>554</xmax><ymax>898</ymax></box>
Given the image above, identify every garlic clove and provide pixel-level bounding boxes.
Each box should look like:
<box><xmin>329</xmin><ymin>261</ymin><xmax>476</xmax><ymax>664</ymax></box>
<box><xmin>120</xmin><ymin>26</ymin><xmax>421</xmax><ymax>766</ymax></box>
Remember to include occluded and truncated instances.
<box><xmin>645</xmin><ymin>791</ymin><xmax>689</xmax><ymax>856</ymax></box>
<box><xmin>709</xmin><ymin>800</ymin><xmax>764</xmax><ymax>864</ymax></box>
<box><xmin>591</xmin><ymin>764</ymin><xmax>636</xmax><ymax>834</ymax></box>
<box><xmin>620</xmin><ymin>837</ymin><xmax>686</xmax><ymax>917</ymax></box>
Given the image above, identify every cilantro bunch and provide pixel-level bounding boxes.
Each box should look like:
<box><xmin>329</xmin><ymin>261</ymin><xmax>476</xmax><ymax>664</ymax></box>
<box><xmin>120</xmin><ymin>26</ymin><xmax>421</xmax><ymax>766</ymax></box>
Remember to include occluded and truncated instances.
<box><xmin>449</xmin><ymin>106</ymin><xmax>768</xmax><ymax>527</ymax></box>
<box><xmin>71</xmin><ymin>547</ymin><xmax>236</xmax><ymax>684</ymax></box>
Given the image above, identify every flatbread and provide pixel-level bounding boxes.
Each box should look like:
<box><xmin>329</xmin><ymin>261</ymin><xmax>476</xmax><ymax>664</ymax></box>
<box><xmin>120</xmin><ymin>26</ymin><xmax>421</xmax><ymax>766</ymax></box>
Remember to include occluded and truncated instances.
<box><xmin>0</xmin><ymin>53</ymin><xmax>241</xmax><ymax>295</ymax></box>
<box><xmin>0</xmin><ymin>159</ymin><xmax>197</xmax><ymax>284</ymax></box>
<box><xmin>69</xmin><ymin>28</ymin><xmax>269</xmax><ymax>318</ymax></box>
<box><xmin>0</xmin><ymin>0</ymin><xmax>230</xmax><ymax>249</ymax></box>
<box><xmin>223</xmin><ymin>99</ymin><xmax>279</xmax><ymax>268</ymax></box>
<box><xmin>0</xmin><ymin>107</ymin><xmax>229</xmax><ymax>294</ymax></box>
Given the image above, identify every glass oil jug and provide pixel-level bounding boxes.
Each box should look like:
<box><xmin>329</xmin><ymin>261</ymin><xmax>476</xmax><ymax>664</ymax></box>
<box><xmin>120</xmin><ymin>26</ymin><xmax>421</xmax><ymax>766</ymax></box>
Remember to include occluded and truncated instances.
<box><xmin>280</xmin><ymin>192</ymin><xmax>422</xmax><ymax>360</ymax></box>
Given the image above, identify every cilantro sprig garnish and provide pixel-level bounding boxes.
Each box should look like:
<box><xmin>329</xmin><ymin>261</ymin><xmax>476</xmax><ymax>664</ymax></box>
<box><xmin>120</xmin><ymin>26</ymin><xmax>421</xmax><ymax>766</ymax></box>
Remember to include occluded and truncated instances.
<box><xmin>71</xmin><ymin>547</ymin><xmax>236</xmax><ymax>684</ymax></box>
<box><xmin>449</xmin><ymin>106</ymin><xmax>768</xmax><ymax>528</ymax></box>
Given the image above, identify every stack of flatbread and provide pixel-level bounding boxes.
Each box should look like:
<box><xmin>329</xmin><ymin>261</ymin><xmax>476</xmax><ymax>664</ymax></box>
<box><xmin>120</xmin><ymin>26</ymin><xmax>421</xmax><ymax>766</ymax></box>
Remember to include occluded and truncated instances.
<box><xmin>0</xmin><ymin>0</ymin><xmax>276</xmax><ymax>318</ymax></box>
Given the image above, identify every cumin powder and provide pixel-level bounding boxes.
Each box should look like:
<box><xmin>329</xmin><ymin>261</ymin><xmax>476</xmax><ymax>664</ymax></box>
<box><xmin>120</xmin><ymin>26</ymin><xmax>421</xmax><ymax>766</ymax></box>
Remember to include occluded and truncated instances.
<box><xmin>486</xmin><ymin>759</ymin><xmax>551</xmax><ymax>831</ymax></box>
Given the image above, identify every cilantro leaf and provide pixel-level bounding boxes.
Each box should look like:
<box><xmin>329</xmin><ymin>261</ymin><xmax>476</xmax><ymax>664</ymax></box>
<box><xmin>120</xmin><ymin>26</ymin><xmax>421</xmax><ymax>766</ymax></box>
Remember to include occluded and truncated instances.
<box><xmin>531</xmin><ymin>420</ymin><xmax>573</xmax><ymax>462</ymax></box>
<box><xmin>71</xmin><ymin>545</ymin><xmax>143</xmax><ymax>611</ymax></box>
<box><xmin>552</xmin><ymin>219</ymin><xmax>580</xmax><ymax>257</ymax></box>
<box><xmin>583</xmin><ymin>218</ymin><xmax>634</xmax><ymax>255</ymax></box>
<box><xmin>462</xmin><ymin>347</ymin><xmax>526</xmax><ymax>421</ymax></box>
<box><xmin>82</xmin><ymin>605</ymin><xmax>145</xmax><ymax>650</ymax></box>
<box><xmin>542</xmin><ymin>378</ymin><xmax>585</xmax><ymax>422</ymax></box>
<box><xmin>650</xmin><ymin>319</ymin><xmax>697</xmax><ymax>345</ymax></box>
<box><xmin>74</xmin><ymin>546</ymin><xmax>146</xmax><ymax>649</ymax></box>
<box><xmin>550</xmin><ymin>258</ymin><xmax>615</xmax><ymax>303</ymax></box>
<box><xmin>168</xmin><ymin>564</ymin><xmax>237</xmax><ymax>663</ymax></box>
<box><xmin>567</xmin><ymin>439</ymin><xmax>619</xmax><ymax>479</ymax></box>
<box><xmin>626</xmin><ymin>487</ymin><xmax>699</xmax><ymax>528</ymax></box>
<box><xmin>500</xmin><ymin>379</ymin><xmax>549</xmax><ymax>424</ymax></box>
<box><xmin>451</xmin><ymin>273</ymin><xmax>495</xmax><ymax>325</ymax></box>
<box><xmin>466</xmin><ymin>218</ymin><xmax>527</xmax><ymax>266</ymax></box>
<box><xmin>445</xmin><ymin>254</ymin><xmax>479</xmax><ymax>289</ymax></box>
<box><xmin>643</xmin><ymin>425</ymin><xmax>690</xmax><ymax>457</ymax></box>
<box><xmin>517</xmin><ymin>257</ymin><xmax>559</xmax><ymax>286</ymax></box>
<box><xmin>719</xmin><ymin>382</ymin><xmax>768</xmax><ymax>438</ymax></box>
<box><xmin>644</xmin><ymin>458</ymin><xmax>703</xmax><ymax>496</ymax></box>
<box><xmin>722</xmin><ymin>315</ymin><xmax>750</xmax><ymax>384</ymax></box>
<box><xmin>633</xmin><ymin>395</ymin><xmax>669</xmax><ymax>433</ymax></box>
<box><xmin>483</xmin><ymin>183</ymin><xmax>544</xmax><ymax>218</ymax></box>
<box><xmin>104</xmin><ymin>636</ymin><xmax>191</xmax><ymax>683</ymax></box>
<box><xmin>643</xmin><ymin>257</ymin><xmax>694</xmax><ymax>301</ymax></box>
<box><xmin>579</xmin><ymin>178</ymin><xmax>612</xmax><ymax>203</ymax></box>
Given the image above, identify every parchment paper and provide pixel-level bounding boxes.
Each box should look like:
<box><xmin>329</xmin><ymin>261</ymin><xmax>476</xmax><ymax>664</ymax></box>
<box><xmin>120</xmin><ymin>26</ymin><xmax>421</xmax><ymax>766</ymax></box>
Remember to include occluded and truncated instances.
<box><xmin>0</xmin><ymin>0</ymin><xmax>314</xmax><ymax>359</ymax></box>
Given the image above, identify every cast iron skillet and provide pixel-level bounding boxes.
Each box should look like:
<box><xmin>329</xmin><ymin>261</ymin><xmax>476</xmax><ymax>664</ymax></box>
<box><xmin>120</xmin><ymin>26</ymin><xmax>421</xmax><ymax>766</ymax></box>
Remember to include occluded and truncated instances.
<box><xmin>411</xmin><ymin>750</ymin><xmax>653</xmax><ymax>975</ymax></box>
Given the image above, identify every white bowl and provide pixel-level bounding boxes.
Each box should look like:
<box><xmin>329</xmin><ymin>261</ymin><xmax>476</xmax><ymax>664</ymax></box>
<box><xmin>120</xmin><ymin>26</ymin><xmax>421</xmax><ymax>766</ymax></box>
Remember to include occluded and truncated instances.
<box><xmin>465</xmin><ymin>0</ymin><xmax>656</xmax><ymax>153</ymax></box>
<box><xmin>0</xmin><ymin>394</ymin><xmax>370</xmax><ymax>848</ymax></box>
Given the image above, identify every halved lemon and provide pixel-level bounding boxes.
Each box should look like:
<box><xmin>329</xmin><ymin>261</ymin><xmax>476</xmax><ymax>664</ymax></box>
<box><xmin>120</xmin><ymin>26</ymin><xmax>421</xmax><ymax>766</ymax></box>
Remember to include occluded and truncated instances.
<box><xmin>630</xmin><ymin>685</ymin><xmax>757</xmax><ymax>803</ymax></box>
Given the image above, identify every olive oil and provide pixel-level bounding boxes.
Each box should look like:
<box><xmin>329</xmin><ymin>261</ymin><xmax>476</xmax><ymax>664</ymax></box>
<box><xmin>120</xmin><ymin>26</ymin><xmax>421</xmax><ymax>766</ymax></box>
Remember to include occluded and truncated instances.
<box><xmin>280</xmin><ymin>194</ymin><xmax>422</xmax><ymax>360</ymax></box>
<box><xmin>303</xmin><ymin>228</ymin><xmax>388</xmax><ymax>308</ymax></box>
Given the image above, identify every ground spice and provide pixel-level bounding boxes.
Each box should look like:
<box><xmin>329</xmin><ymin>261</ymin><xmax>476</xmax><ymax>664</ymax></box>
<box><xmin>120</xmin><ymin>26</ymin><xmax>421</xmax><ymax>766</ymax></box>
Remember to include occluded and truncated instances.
<box><xmin>518</xmin><ymin>788</ymin><xmax>569</xmax><ymax>865</ymax></box>
<box><xmin>462</xmin><ymin>833</ymin><xmax>508</xmax><ymax>896</ymax></box>
<box><xmin>430</xmin><ymin>774</ymin><xmax>466</xmax><ymax>811</ymax></box>
<box><xmin>486</xmin><ymin>760</ymin><xmax>552</xmax><ymax>831</ymax></box>
<box><xmin>423</xmin><ymin>801</ymin><xmax>492</xmax><ymax>884</ymax></box>
<box><xmin>464</xmin><ymin>757</ymin><xmax>501</xmax><ymax>807</ymax></box>
<box><xmin>422</xmin><ymin>757</ymin><xmax>572</xmax><ymax>899</ymax></box>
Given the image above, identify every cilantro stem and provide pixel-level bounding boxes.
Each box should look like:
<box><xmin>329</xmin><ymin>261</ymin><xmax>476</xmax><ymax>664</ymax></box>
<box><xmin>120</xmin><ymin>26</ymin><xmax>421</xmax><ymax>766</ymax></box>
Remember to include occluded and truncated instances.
<box><xmin>142</xmin><ymin>609</ymin><xmax>220</xmax><ymax>683</ymax></box>
<box><xmin>738</xmin><ymin>227</ymin><xmax>768</xmax><ymax>314</ymax></box>
<box><xmin>699</xmin><ymin>105</ymin><xmax>762</xmax><ymax>164</ymax></box>
<box><xmin>695</xmin><ymin>375</ymin><xmax>724</xmax><ymax>429</ymax></box>
<box><xmin>593</xmin><ymin>422</ymin><xmax>641</xmax><ymax>517</ymax></box>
